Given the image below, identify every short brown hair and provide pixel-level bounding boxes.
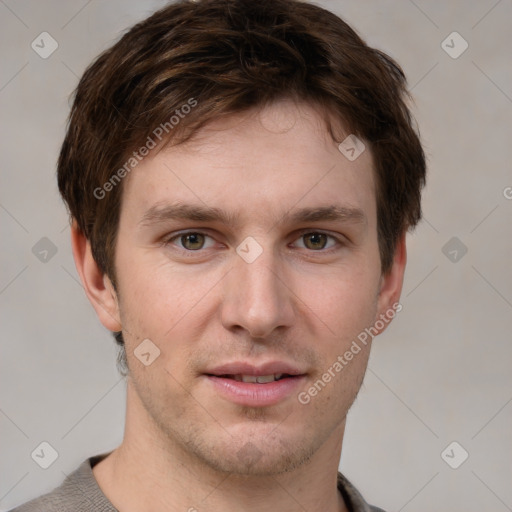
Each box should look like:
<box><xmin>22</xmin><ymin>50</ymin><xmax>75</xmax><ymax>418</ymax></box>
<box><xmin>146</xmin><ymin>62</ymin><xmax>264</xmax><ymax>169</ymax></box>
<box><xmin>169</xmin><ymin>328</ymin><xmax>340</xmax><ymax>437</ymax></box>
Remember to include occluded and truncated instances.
<box><xmin>58</xmin><ymin>0</ymin><xmax>426</xmax><ymax>370</ymax></box>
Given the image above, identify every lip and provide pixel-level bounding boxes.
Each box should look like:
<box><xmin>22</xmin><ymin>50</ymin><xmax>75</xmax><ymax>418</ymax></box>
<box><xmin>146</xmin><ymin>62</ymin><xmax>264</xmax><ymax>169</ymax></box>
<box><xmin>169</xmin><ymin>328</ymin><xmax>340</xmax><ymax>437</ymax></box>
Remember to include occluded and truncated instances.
<box><xmin>204</xmin><ymin>361</ymin><xmax>307</xmax><ymax>407</ymax></box>
<box><xmin>205</xmin><ymin>375</ymin><xmax>306</xmax><ymax>407</ymax></box>
<box><xmin>206</xmin><ymin>361</ymin><xmax>305</xmax><ymax>377</ymax></box>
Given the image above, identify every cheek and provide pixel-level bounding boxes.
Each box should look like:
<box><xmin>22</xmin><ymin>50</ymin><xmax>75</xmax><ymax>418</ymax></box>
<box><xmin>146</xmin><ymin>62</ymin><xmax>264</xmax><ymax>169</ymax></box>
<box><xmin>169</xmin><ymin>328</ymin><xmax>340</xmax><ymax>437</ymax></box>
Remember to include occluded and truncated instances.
<box><xmin>296</xmin><ymin>265</ymin><xmax>379</xmax><ymax>338</ymax></box>
<box><xmin>115</xmin><ymin>251</ymin><xmax>189</xmax><ymax>327</ymax></box>
<box><xmin>115</xmin><ymin>256</ymin><xmax>222</xmax><ymax>371</ymax></box>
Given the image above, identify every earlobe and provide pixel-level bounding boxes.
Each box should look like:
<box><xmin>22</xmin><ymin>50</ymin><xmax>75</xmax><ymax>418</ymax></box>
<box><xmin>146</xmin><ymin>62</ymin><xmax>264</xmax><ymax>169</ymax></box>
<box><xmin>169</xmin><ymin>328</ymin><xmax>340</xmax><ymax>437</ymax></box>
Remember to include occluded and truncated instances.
<box><xmin>374</xmin><ymin>233</ymin><xmax>407</xmax><ymax>335</ymax></box>
<box><xmin>70</xmin><ymin>221</ymin><xmax>122</xmax><ymax>332</ymax></box>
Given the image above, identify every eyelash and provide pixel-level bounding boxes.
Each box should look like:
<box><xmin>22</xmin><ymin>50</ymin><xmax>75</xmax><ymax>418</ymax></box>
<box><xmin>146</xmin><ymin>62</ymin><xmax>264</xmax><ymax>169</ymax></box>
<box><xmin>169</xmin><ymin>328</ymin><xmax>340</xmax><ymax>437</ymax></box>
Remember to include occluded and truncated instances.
<box><xmin>162</xmin><ymin>229</ymin><xmax>344</xmax><ymax>254</ymax></box>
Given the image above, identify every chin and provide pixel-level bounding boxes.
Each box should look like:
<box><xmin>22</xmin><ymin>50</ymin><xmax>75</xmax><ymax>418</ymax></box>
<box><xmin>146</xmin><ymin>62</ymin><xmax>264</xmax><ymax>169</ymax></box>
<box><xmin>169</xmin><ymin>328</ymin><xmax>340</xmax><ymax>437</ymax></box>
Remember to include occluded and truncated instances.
<box><xmin>200</xmin><ymin>448</ymin><xmax>314</xmax><ymax>477</ymax></box>
<box><xmin>189</xmin><ymin>427</ymin><xmax>319</xmax><ymax>477</ymax></box>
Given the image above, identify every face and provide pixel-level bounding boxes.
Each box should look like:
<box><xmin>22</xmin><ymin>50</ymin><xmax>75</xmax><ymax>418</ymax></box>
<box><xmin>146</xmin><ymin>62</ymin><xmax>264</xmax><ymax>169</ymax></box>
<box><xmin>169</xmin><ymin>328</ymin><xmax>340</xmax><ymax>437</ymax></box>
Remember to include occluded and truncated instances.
<box><xmin>101</xmin><ymin>100</ymin><xmax>401</xmax><ymax>476</ymax></box>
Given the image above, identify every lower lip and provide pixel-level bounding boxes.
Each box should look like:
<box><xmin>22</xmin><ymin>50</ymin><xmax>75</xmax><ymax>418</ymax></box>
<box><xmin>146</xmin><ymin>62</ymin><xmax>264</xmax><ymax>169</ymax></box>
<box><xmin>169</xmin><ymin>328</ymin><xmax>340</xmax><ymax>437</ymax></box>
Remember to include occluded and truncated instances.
<box><xmin>205</xmin><ymin>375</ymin><xmax>306</xmax><ymax>407</ymax></box>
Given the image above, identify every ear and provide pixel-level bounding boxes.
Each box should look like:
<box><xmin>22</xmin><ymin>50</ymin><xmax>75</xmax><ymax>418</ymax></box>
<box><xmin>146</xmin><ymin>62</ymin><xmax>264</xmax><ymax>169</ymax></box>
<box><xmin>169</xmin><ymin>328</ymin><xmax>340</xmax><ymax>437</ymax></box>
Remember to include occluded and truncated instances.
<box><xmin>374</xmin><ymin>232</ymin><xmax>407</xmax><ymax>335</ymax></box>
<box><xmin>70</xmin><ymin>221</ymin><xmax>122</xmax><ymax>332</ymax></box>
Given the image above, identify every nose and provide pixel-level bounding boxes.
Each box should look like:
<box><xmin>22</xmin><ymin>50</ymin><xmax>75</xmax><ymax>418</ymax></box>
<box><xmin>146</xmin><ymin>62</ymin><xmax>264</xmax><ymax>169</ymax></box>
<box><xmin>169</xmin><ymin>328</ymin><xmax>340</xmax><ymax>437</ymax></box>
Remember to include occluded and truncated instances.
<box><xmin>220</xmin><ymin>246</ymin><xmax>295</xmax><ymax>339</ymax></box>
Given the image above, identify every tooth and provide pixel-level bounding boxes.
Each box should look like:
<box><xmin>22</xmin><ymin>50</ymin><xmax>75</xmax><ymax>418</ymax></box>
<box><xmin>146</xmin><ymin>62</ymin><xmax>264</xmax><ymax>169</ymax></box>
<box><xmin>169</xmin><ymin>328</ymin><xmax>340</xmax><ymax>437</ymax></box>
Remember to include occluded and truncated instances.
<box><xmin>234</xmin><ymin>375</ymin><xmax>243</xmax><ymax>382</ymax></box>
<box><xmin>241</xmin><ymin>375</ymin><xmax>258</xmax><ymax>383</ymax></box>
<box><xmin>256</xmin><ymin>374</ymin><xmax>276</xmax><ymax>384</ymax></box>
<box><xmin>275</xmin><ymin>373</ymin><xmax>283</xmax><ymax>380</ymax></box>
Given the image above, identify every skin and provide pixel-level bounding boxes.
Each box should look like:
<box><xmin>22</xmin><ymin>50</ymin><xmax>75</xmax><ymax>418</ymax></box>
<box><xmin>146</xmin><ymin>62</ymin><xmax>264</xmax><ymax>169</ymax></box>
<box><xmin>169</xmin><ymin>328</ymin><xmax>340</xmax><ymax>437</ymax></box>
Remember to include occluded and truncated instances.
<box><xmin>72</xmin><ymin>99</ymin><xmax>406</xmax><ymax>512</ymax></box>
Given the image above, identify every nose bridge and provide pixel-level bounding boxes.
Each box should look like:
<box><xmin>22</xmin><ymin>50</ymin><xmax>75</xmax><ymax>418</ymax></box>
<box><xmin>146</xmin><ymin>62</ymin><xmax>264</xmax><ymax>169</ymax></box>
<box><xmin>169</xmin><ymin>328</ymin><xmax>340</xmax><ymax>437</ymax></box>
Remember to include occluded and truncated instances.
<box><xmin>221</xmin><ymin>243</ymin><xmax>294</xmax><ymax>337</ymax></box>
<box><xmin>241</xmin><ymin>251</ymin><xmax>280</xmax><ymax>303</ymax></box>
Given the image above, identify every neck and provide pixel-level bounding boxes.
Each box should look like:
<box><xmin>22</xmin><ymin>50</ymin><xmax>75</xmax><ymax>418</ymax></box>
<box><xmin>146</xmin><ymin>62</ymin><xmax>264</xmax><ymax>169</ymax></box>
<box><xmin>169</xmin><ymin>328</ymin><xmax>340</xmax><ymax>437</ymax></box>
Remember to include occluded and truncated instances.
<box><xmin>93</xmin><ymin>380</ymin><xmax>348</xmax><ymax>512</ymax></box>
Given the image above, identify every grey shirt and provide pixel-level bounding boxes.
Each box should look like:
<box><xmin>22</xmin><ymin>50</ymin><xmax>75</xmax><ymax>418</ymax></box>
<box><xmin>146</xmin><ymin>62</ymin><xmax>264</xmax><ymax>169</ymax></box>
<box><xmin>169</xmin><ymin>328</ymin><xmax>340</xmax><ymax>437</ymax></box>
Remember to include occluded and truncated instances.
<box><xmin>10</xmin><ymin>453</ymin><xmax>386</xmax><ymax>512</ymax></box>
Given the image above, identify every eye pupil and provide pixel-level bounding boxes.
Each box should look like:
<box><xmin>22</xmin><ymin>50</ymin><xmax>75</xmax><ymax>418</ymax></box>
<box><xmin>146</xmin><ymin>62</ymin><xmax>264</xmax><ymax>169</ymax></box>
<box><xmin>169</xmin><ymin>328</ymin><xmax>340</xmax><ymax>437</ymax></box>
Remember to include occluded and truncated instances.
<box><xmin>304</xmin><ymin>233</ymin><xmax>327</xmax><ymax>250</ymax></box>
<box><xmin>182</xmin><ymin>233</ymin><xmax>204</xmax><ymax>250</ymax></box>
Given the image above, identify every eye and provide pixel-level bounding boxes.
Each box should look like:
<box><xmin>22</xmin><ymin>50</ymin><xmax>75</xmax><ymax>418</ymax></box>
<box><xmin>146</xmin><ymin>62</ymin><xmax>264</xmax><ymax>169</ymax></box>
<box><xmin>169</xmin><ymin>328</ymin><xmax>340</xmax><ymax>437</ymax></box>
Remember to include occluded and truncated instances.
<box><xmin>167</xmin><ymin>232</ymin><xmax>215</xmax><ymax>251</ymax></box>
<box><xmin>293</xmin><ymin>232</ymin><xmax>338</xmax><ymax>251</ymax></box>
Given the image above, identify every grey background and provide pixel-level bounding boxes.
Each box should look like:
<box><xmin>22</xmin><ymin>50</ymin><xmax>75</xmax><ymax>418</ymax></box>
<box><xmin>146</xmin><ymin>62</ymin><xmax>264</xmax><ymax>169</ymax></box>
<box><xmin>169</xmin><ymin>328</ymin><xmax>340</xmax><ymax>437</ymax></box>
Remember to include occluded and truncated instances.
<box><xmin>1</xmin><ymin>0</ymin><xmax>511</xmax><ymax>510</ymax></box>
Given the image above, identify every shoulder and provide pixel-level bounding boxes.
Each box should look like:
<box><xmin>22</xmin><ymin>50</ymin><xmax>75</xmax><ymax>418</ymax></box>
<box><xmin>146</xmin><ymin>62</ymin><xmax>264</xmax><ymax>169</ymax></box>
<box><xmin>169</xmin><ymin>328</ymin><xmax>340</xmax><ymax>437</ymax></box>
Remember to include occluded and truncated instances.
<box><xmin>8</xmin><ymin>454</ymin><xmax>116</xmax><ymax>512</ymax></box>
<box><xmin>9</xmin><ymin>492</ymin><xmax>69</xmax><ymax>512</ymax></box>
<box><xmin>337</xmin><ymin>471</ymin><xmax>388</xmax><ymax>512</ymax></box>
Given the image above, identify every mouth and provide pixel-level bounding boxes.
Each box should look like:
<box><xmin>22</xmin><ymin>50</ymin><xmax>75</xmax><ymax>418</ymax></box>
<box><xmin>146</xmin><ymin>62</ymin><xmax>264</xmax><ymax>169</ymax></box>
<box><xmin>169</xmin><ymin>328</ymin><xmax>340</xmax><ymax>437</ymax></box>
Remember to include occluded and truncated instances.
<box><xmin>203</xmin><ymin>362</ymin><xmax>307</xmax><ymax>407</ymax></box>
<box><xmin>211</xmin><ymin>373</ymin><xmax>295</xmax><ymax>383</ymax></box>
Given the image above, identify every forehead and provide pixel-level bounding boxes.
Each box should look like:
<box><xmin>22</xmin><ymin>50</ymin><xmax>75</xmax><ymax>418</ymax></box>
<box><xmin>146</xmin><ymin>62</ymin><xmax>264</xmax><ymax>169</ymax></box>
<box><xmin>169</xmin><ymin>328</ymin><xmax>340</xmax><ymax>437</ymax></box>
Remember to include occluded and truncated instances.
<box><xmin>119</xmin><ymin>99</ymin><xmax>376</xmax><ymax>228</ymax></box>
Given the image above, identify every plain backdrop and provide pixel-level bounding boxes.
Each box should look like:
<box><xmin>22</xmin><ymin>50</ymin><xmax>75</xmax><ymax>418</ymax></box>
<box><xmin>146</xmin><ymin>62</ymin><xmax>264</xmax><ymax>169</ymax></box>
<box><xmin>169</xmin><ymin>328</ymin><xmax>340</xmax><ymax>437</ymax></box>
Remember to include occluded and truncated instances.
<box><xmin>1</xmin><ymin>1</ymin><xmax>511</xmax><ymax>510</ymax></box>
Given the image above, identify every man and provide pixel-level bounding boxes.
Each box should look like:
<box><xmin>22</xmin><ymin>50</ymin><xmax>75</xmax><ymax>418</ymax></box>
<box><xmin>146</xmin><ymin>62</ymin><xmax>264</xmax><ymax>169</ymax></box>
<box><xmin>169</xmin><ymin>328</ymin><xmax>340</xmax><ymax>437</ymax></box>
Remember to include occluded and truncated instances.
<box><xmin>11</xmin><ymin>0</ymin><xmax>425</xmax><ymax>510</ymax></box>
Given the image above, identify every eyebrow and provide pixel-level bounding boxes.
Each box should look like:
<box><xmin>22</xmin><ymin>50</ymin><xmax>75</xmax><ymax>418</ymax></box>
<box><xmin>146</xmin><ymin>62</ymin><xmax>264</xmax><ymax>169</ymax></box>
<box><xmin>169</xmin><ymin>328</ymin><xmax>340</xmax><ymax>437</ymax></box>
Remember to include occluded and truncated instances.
<box><xmin>288</xmin><ymin>205</ymin><xmax>366</xmax><ymax>225</ymax></box>
<box><xmin>139</xmin><ymin>203</ymin><xmax>240</xmax><ymax>227</ymax></box>
<box><xmin>139</xmin><ymin>202</ymin><xmax>366</xmax><ymax>228</ymax></box>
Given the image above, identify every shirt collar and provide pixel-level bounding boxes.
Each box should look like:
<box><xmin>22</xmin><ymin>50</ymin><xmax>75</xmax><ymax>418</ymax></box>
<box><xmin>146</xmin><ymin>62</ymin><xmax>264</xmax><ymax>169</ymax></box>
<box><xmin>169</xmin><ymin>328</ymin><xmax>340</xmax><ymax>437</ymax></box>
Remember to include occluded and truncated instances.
<box><xmin>337</xmin><ymin>471</ymin><xmax>380</xmax><ymax>512</ymax></box>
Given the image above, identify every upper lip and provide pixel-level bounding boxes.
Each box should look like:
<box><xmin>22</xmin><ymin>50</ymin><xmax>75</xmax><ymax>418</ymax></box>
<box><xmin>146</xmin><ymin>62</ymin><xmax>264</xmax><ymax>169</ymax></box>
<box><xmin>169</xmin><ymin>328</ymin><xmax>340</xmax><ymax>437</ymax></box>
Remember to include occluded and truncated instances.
<box><xmin>206</xmin><ymin>361</ymin><xmax>306</xmax><ymax>377</ymax></box>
